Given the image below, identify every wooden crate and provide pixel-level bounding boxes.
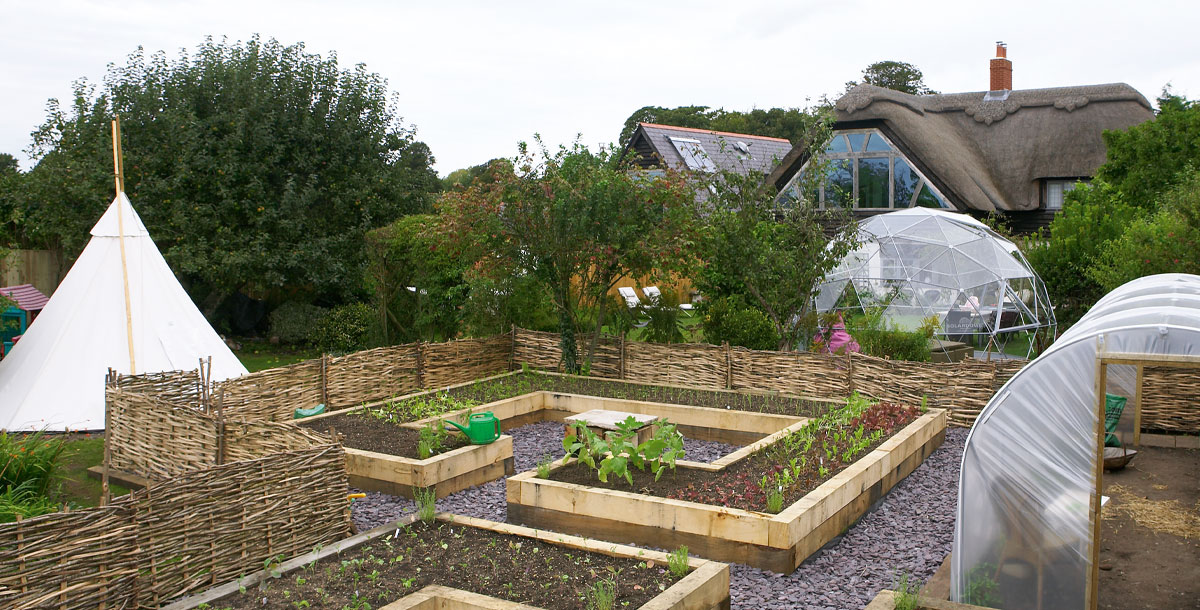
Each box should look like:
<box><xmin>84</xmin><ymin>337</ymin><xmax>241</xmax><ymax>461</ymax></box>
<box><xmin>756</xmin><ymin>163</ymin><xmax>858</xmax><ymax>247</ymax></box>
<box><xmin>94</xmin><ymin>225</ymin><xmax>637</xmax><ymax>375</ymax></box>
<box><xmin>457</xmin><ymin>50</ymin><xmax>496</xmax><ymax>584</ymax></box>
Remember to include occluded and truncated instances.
<box><xmin>507</xmin><ymin>410</ymin><xmax>947</xmax><ymax>573</ymax></box>
<box><xmin>164</xmin><ymin>513</ymin><xmax>731</xmax><ymax>610</ymax></box>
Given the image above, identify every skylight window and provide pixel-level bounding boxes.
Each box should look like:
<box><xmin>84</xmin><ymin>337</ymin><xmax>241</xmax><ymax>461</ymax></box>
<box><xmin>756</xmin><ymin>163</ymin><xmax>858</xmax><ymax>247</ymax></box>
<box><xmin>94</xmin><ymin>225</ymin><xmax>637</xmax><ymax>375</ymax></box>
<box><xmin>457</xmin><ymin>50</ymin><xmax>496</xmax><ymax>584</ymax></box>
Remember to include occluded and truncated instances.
<box><xmin>668</xmin><ymin>137</ymin><xmax>717</xmax><ymax>172</ymax></box>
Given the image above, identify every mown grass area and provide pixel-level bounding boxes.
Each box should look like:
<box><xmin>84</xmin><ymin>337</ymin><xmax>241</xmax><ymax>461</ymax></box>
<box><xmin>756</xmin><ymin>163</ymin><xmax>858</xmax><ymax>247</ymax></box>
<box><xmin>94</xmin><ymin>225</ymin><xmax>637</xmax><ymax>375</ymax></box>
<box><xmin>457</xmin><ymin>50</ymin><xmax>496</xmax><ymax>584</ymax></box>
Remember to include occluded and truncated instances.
<box><xmin>234</xmin><ymin>340</ymin><xmax>320</xmax><ymax>373</ymax></box>
<box><xmin>58</xmin><ymin>436</ymin><xmax>129</xmax><ymax>508</ymax></box>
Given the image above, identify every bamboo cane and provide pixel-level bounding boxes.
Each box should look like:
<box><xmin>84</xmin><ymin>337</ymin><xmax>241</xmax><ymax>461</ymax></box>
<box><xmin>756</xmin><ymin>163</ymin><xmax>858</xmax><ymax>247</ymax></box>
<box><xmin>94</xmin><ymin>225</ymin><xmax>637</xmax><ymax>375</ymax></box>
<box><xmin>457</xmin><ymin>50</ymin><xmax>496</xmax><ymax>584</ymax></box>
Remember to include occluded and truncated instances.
<box><xmin>112</xmin><ymin>116</ymin><xmax>137</xmax><ymax>374</ymax></box>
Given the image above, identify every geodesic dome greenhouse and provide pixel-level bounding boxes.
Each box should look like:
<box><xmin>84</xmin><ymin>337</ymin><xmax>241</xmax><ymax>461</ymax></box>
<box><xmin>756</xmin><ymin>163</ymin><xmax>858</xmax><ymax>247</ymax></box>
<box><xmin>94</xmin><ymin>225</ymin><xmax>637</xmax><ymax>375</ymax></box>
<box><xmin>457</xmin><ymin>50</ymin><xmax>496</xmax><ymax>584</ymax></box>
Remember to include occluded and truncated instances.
<box><xmin>952</xmin><ymin>274</ymin><xmax>1200</xmax><ymax>609</ymax></box>
<box><xmin>814</xmin><ymin>208</ymin><xmax>1054</xmax><ymax>356</ymax></box>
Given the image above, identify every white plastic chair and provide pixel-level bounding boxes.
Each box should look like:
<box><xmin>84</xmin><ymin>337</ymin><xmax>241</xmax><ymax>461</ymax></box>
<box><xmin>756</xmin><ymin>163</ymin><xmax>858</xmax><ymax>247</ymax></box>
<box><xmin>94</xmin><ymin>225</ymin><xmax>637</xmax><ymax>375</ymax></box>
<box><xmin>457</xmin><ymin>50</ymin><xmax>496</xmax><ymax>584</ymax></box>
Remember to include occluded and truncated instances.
<box><xmin>618</xmin><ymin>286</ymin><xmax>642</xmax><ymax>308</ymax></box>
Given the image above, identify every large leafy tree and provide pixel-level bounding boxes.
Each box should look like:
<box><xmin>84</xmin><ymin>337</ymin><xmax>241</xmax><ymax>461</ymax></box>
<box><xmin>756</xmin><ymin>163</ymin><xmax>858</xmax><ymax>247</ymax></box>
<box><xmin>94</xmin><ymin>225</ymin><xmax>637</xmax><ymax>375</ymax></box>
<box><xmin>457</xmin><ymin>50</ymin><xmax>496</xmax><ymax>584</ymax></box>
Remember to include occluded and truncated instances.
<box><xmin>437</xmin><ymin>140</ymin><xmax>697</xmax><ymax>371</ymax></box>
<box><xmin>618</xmin><ymin>106</ymin><xmax>820</xmax><ymax>149</ymax></box>
<box><xmin>18</xmin><ymin>36</ymin><xmax>440</xmax><ymax>316</ymax></box>
<box><xmin>1094</xmin><ymin>92</ymin><xmax>1200</xmax><ymax>208</ymax></box>
<box><xmin>844</xmin><ymin>61</ymin><xmax>937</xmax><ymax>96</ymax></box>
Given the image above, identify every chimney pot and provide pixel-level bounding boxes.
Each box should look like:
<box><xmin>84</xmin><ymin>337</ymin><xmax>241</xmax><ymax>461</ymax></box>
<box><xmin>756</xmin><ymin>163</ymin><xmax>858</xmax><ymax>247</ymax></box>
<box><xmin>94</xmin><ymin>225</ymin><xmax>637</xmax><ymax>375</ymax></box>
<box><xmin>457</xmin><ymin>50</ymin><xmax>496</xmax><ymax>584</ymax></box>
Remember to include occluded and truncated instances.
<box><xmin>990</xmin><ymin>43</ymin><xmax>1012</xmax><ymax>91</ymax></box>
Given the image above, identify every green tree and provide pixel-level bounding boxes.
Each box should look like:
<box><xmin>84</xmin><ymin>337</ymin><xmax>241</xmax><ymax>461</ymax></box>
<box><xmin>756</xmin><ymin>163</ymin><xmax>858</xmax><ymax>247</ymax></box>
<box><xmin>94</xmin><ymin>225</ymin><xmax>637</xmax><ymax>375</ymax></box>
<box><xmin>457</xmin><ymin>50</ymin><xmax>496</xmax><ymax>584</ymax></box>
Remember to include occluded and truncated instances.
<box><xmin>694</xmin><ymin>117</ymin><xmax>858</xmax><ymax>350</ymax></box>
<box><xmin>441</xmin><ymin>159</ymin><xmax>503</xmax><ymax>192</ymax></box>
<box><xmin>365</xmin><ymin>214</ymin><xmax>468</xmax><ymax>343</ymax></box>
<box><xmin>1094</xmin><ymin>92</ymin><xmax>1200</xmax><ymax>209</ymax></box>
<box><xmin>618</xmin><ymin>106</ymin><xmax>819</xmax><ymax>149</ymax></box>
<box><xmin>844</xmin><ymin>61</ymin><xmax>937</xmax><ymax>96</ymax></box>
<box><xmin>19</xmin><ymin>36</ymin><xmax>440</xmax><ymax>317</ymax></box>
<box><xmin>437</xmin><ymin>139</ymin><xmax>697</xmax><ymax>372</ymax></box>
<box><xmin>1088</xmin><ymin>170</ymin><xmax>1200</xmax><ymax>290</ymax></box>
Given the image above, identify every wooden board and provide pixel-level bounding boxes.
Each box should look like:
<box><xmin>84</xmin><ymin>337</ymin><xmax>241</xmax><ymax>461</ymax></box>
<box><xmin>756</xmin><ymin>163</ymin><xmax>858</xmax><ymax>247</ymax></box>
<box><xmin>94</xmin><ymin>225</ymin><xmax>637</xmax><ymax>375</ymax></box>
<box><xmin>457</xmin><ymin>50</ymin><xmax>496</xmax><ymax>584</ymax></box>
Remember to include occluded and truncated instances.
<box><xmin>564</xmin><ymin>409</ymin><xmax>659</xmax><ymax>430</ymax></box>
<box><xmin>166</xmin><ymin>513</ymin><xmax>730</xmax><ymax>610</ymax></box>
<box><xmin>345</xmin><ymin>436</ymin><xmax>514</xmax><ymax>498</ymax></box>
<box><xmin>508</xmin><ymin>410</ymin><xmax>946</xmax><ymax>573</ymax></box>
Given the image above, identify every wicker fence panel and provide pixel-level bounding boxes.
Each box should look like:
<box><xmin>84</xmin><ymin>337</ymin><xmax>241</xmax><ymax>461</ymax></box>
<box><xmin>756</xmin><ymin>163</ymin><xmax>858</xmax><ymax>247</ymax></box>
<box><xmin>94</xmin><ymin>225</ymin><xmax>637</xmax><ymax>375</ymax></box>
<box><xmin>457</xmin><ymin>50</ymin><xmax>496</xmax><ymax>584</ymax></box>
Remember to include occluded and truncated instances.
<box><xmin>422</xmin><ymin>334</ymin><xmax>513</xmax><ymax>388</ymax></box>
<box><xmin>850</xmin><ymin>354</ymin><xmax>950</xmax><ymax>407</ymax></box>
<box><xmin>221</xmin><ymin>421</ymin><xmax>335</xmax><ymax>463</ymax></box>
<box><xmin>1140</xmin><ymin>367</ymin><xmax>1200</xmax><ymax>432</ymax></box>
<box><xmin>216</xmin><ymin>358</ymin><xmax>324</xmax><ymax>422</ymax></box>
<box><xmin>0</xmin><ymin>505</ymin><xmax>139</xmax><ymax>610</ymax></box>
<box><xmin>113</xmin><ymin>370</ymin><xmax>203</xmax><ymax>406</ymax></box>
<box><xmin>126</xmin><ymin>445</ymin><xmax>351</xmax><ymax>607</ymax></box>
<box><xmin>106</xmin><ymin>389</ymin><xmax>218</xmax><ymax>480</ymax></box>
<box><xmin>583</xmin><ymin>334</ymin><xmax>623</xmax><ymax>379</ymax></box>
<box><xmin>624</xmin><ymin>342</ymin><xmax>727</xmax><ymax>389</ymax></box>
<box><xmin>326</xmin><ymin>344</ymin><xmax>421</xmax><ymax>409</ymax></box>
<box><xmin>513</xmin><ymin>329</ymin><xmax>563</xmax><ymax>371</ymax></box>
<box><xmin>730</xmin><ymin>348</ymin><xmax>850</xmax><ymax>398</ymax></box>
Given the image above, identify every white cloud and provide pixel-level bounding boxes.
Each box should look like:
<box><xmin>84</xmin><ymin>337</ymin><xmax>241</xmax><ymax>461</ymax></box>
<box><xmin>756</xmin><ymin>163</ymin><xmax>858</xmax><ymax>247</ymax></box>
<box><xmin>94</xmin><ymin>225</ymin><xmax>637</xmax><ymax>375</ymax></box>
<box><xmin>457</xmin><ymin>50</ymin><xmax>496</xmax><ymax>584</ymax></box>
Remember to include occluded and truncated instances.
<box><xmin>1</xmin><ymin>0</ymin><xmax>1196</xmax><ymax>174</ymax></box>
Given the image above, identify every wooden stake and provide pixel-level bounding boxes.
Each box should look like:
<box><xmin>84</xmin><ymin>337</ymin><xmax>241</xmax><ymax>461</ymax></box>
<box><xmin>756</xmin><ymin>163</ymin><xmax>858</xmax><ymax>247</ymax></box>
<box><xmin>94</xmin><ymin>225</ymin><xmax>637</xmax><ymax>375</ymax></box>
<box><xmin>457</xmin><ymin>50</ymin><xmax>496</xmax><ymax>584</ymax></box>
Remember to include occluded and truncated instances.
<box><xmin>112</xmin><ymin>116</ymin><xmax>137</xmax><ymax>374</ymax></box>
<box><xmin>1134</xmin><ymin>364</ymin><xmax>1144</xmax><ymax>447</ymax></box>
<box><xmin>1087</xmin><ymin>346</ymin><xmax>1107</xmax><ymax>610</ymax></box>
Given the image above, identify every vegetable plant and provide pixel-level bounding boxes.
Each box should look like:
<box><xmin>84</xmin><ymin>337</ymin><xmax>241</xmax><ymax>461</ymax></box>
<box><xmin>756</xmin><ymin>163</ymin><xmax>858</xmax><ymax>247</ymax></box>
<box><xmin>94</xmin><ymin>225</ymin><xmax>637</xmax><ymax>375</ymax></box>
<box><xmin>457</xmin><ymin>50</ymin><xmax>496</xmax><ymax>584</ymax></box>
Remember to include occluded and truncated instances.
<box><xmin>562</xmin><ymin>417</ymin><xmax>685</xmax><ymax>486</ymax></box>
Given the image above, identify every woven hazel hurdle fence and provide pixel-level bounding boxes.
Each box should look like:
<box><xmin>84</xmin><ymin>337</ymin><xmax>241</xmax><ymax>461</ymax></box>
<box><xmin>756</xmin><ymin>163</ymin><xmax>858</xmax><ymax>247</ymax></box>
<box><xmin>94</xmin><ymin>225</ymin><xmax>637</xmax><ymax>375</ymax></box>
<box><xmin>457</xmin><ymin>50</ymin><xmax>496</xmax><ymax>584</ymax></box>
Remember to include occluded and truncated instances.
<box><xmin>105</xmin><ymin>386</ymin><xmax>334</xmax><ymax>481</ymax></box>
<box><xmin>0</xmin><ymin>446</ymin><xmax>351</xmax><ymax>610</ymax></box>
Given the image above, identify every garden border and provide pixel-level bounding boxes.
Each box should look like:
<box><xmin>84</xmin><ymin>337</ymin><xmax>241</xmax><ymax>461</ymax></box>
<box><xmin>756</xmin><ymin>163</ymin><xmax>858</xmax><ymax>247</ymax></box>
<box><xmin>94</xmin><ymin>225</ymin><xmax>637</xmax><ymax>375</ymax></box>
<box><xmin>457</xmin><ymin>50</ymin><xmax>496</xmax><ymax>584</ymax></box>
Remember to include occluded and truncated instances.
<box><xmin>507</xmin><ymin>409</ymin><xmax>947</xmax><ymax>573</ymax></box>
<box><xmin>164</xmin><ymin>513</ymin><xmax>732</xmax><ymax>610</ymax></box>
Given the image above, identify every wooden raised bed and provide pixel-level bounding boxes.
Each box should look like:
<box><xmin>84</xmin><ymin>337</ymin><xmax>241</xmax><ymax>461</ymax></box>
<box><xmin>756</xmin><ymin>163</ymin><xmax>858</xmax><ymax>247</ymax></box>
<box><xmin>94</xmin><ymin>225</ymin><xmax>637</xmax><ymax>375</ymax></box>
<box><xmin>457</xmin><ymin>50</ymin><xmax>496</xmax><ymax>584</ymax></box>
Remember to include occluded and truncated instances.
<box><xmin>508</xmin><ymin>409</ymin><xmax>947</xmax><ymax>573</ymax></box>
<box><xmin>313</xmin><ymin>389</ymin><xmax>806</xmax><ymax>498</ymax></box>
<box><xmin>165</xmin><ymin>513</ymin><xmax>731</xmax><ymax>610</ymax></box>
<box><xmin>864</xmin><ymin>589</ymin><xmax>996</xmax><ymax>610</ymax></box>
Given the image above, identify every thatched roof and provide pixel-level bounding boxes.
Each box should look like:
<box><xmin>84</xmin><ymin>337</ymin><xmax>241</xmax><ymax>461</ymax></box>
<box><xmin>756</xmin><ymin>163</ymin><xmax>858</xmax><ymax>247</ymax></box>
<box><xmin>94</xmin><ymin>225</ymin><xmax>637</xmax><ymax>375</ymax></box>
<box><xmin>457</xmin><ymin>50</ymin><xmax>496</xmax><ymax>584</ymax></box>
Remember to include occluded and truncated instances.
<box><xmin>767</xmin><ymin>83</ymin><xmax>1154</xmax><ymax>212</ymax></box>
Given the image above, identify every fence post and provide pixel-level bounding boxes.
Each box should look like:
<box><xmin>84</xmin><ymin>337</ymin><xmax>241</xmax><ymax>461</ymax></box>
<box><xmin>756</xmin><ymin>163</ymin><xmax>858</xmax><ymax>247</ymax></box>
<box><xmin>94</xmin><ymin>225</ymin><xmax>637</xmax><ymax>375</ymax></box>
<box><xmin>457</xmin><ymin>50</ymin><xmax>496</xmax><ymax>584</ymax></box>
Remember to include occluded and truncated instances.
<box><xmin>510</xmin><ymin>325</ymin><xmax>517</xmax><ymax>371</ymax></box>
<box><xmin>416</xmin><ymin>342</ymin><xmax>426</xmax><ymax>389</ymax></box>
<box><xmin>723</xmin><ymin>342</ymin><xmax>732</xmax><ymax>390</ymax></box>
<box><xmin>846</xmin><ymin>352</ymin><xmax>856</xmax><ymax>395</ymax></box>
<box><xmin>619</xmin><ymin>334</ymin><xmax>626</xmax><ymax>380</ymax></box>
<box><xmin>319</xmin><ymin>354</ymin><xmax>330</xmax><ymax>407</ymax></box>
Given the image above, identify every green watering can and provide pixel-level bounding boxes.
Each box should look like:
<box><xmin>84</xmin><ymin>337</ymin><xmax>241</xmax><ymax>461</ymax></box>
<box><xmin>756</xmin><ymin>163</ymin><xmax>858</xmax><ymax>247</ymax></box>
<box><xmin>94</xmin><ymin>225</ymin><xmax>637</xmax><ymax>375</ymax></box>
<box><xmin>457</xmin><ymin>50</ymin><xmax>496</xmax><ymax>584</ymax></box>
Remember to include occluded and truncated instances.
<box><xmin>445</xmin><ymin>412</ymin><xmax>501</xmax><ymax>445</ymax></box>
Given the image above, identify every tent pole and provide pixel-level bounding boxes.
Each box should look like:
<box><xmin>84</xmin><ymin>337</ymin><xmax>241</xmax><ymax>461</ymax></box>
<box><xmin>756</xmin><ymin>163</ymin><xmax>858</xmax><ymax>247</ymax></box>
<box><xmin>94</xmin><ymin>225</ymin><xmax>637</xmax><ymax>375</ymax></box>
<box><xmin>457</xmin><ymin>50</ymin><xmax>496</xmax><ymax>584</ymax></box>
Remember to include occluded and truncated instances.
<box><xmin>112</xmin><ymin>116</ymin><xmax>137</xmax><ymax>374</ymax></box>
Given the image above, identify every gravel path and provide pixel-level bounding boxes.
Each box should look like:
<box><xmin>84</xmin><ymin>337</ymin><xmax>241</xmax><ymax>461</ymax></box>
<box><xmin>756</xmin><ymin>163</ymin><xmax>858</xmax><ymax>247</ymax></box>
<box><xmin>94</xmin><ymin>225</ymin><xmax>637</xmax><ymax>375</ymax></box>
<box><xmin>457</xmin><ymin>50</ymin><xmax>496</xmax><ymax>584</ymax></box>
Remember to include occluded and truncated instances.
<box><xmin>351</xmin><ymin>422</ymin><xmax>966</xmax><ymax>609</ymax></box>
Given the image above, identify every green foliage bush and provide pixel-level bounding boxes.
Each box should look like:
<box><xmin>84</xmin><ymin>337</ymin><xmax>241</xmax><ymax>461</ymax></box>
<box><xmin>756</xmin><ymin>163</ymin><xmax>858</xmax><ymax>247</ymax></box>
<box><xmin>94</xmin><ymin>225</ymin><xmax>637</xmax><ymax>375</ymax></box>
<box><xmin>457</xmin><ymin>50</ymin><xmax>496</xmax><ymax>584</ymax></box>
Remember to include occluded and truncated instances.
<box><xmin>268</xmin><ymin>301</ymin><xmax>328</xmax><ymax>344</ymax></box>
<box><xmin>310</xmin><ymin>303</ymin><xmax>373</xmax><ymax>354</ymax></box>
<box><xmin>366</xmin><ymin>214</ymin><xmax>468</xmax><ymax>344</ymax></box>
<box><xmin>840</xmin><ymin>313</ymin><xmax>933</xmax><ymax>362</ymax></box>
<box><xmin>699</xmin><ymin>296</ymin><xmax>780</xmax><ymax>350</ymax></box>
<box><xmin>0</xmin><ymin>431</ymin><xmax>66</xmax><ymax>522</ymax></box>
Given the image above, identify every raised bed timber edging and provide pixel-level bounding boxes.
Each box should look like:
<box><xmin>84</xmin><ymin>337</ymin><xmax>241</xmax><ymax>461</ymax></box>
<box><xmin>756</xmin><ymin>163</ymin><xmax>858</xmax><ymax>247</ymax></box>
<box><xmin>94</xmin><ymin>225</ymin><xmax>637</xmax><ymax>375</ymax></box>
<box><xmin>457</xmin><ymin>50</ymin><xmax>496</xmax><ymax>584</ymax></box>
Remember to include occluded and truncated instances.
<box><xmin>165</xmin><ymin>513</ymin><xmax>731</xmax><ymax>610</ymax></box>
<box><xmin>312</xmin><ymin>389</ymin><xmax>805</xmax><ymax>498</ymax></box>
<box><xmin>864</xmin><ymin>590</ymin><xmax>996</xmax><ymax>610</ymax></box>
<box><xmin>507</xmin><ymin>409</ymin><xmax>947</xmax><ymax>574</ymax></box>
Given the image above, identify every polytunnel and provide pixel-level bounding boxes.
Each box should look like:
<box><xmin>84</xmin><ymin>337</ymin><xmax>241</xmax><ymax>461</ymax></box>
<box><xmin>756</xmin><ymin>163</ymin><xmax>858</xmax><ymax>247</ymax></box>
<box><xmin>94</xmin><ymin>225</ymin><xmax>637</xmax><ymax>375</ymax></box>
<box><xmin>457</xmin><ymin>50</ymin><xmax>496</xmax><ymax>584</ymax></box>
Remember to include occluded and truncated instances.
<box><xmin>813</xmin><ymin>208</ymin><xmax>1054</xmax><ymax>357</ymax></box>
<box><xmin>951</xmin><ymin>274</ymin><xmax>1200</xmax><ymax>609</ymax></box>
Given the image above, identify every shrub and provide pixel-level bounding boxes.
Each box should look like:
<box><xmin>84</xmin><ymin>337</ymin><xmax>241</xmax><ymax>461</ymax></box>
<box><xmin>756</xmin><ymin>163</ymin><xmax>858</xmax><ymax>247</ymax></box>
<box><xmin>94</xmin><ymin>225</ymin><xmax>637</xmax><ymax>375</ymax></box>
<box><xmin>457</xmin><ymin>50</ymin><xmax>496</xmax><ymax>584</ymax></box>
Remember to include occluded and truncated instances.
<box><xmin>0</xmin><ymin>481</ymin><xmax>61</xmax><ymax>523</ymax></box>
<box><xmin>268</xmin><ymin>301</ymin><xmax>328</xmax><ymax>344</ymax></box>
<box><xmin>641</xmin><ymin>290</ymin><xmax>686</xmax><ymax>344</ymax></box>
<box><xmin>699</xmin><ymin>296</ymin><xmax>779</xmax><ymax>350</ymax></box>
<box><xmin>0</xmin><ymin>431</ymin><xmax>65</xmax><ymax>496</ymax></box>
<box><xmin>851</xmin><ymin>327</ymin><xmax>930</xmax><ymax>361</ymax></box>
<box><xmin>310</xmin><ymin>303</ymin><xmax>373</xmax><ymax>354</ymax></box>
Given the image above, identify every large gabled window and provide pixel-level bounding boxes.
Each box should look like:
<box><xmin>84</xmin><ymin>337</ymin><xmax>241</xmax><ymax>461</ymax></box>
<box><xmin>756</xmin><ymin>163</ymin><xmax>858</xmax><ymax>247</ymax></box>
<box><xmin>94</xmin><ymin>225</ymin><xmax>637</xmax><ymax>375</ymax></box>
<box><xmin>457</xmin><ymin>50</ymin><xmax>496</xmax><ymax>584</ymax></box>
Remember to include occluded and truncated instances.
<box><xmin>668</xmin><ymin>136</ymin><xmax>717</xmax><ymax>172</ymax></box>
<box><xmin>776</xmin><ymin>129</ymin><xmax>951</xmax><ymax>210</ymax></box>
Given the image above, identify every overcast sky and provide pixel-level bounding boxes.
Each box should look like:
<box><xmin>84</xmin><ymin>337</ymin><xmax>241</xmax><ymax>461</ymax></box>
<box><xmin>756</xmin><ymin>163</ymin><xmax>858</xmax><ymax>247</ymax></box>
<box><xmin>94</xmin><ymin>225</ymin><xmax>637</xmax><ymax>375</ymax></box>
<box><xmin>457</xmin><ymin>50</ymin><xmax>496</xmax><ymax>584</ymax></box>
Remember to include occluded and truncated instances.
<box><xmin>2</xmin><ymin>0</ymin><xmax>1198</xmax><ymax>176</ymax></box>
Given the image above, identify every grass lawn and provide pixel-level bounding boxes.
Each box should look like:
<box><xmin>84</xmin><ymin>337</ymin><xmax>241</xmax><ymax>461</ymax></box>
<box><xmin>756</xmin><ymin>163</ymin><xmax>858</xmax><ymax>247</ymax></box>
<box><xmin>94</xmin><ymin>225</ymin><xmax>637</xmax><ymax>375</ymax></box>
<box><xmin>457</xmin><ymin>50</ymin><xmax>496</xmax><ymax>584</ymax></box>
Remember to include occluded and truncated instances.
<box><xmin>57</xmin><ymin>436</ymin><xmax>129</xmax><ymax>508</ymax></box>
<box><xmin>235</xmin><ymin>341</ymin><xmax>320</xmax><ymax>373</ymax></box>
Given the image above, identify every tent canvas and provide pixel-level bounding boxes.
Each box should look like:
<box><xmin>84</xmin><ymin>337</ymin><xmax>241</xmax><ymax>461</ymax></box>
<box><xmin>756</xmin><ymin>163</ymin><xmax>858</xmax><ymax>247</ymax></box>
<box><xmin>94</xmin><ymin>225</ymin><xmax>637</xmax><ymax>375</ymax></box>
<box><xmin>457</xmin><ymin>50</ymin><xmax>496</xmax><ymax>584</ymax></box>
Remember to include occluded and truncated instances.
<box><xmin>0</xmin><ymin>193</ymin><xmax>247</xmax><ymax>431</ymax></box>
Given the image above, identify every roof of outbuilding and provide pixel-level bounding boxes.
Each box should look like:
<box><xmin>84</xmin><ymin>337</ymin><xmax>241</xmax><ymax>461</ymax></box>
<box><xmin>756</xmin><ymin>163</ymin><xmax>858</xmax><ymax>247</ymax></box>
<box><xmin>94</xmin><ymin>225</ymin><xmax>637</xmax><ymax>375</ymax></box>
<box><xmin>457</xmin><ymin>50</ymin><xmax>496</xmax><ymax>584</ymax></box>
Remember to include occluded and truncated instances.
<box><xmin>768</xmin><ymin>83</ymin><xmax>1155</xmax><ymax>212</ymax></box>
<box><xmin>626</xmin><ymin>122</ymin><xmax>794</xmax><ymax>177</ymax></box>
<box><xmin>1</xmin><ymin>284</ymin><xmax>50</xmax><ymax>312</ymax></box>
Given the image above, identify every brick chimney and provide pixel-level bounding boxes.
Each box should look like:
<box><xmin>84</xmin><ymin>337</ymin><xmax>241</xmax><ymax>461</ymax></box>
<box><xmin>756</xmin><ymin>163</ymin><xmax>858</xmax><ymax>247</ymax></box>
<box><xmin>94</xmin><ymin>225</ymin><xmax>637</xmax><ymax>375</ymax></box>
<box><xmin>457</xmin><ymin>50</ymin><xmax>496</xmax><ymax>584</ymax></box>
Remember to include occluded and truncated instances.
<box><xmin>990</xmin><ymin>42</ymin><xmax>1012</xmax><ymax>91</ymax></box>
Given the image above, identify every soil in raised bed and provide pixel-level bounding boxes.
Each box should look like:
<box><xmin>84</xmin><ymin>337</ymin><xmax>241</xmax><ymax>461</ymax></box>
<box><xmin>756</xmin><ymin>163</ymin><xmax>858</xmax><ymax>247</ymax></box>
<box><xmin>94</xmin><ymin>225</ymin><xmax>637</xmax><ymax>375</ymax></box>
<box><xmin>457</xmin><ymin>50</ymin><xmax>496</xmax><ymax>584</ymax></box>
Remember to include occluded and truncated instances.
<box><xmin>211</xmin><ymin>519</ymin><xmax>686</xmax><ymax>610</ymax></box>
<box><xmin>446</xmin><ymin>371</ymin><xmax>833</xmax><ymax>418</ymax></box>
<box><xmin>299</xmin><ymin>412</ymin><xmax>468</xmax><ymax>458</ymax></box>
<box><xmin>550</xmin><ymin>402</ymin><xmax>920</xmax><ymax>513</ymax></box>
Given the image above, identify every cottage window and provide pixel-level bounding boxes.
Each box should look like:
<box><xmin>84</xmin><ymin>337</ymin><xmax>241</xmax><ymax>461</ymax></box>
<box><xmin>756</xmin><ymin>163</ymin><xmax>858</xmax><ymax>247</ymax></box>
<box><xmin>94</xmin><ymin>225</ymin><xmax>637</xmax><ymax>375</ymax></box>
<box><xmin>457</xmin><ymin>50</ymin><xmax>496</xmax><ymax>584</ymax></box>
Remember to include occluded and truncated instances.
<box><xmin>1043</xmin><ymin>179</ymin><xmax>1083</xmax><ymax>210</ymax></box>
<box><xmin>777</xmin><ymin>129</ymin><xmax>951</xmax><ymax>210</ymax></box>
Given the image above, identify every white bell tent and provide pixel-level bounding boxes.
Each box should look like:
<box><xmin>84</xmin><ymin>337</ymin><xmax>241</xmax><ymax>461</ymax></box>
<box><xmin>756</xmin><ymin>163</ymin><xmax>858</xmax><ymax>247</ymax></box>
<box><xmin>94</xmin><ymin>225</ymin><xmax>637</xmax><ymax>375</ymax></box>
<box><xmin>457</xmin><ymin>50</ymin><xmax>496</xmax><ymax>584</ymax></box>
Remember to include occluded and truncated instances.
<box><xmin>0</xmin><ymin>193</ymin><xmax>247</xmax><ymax>431</ymax></box>
<box><xmin>813</xmin><ymin>208</ymin><xmax>1055</xmax><ymax>356</ymax></box>
<box><xmin>952</xmin><ymin>274</ymin><xmax>1200</xmax><ymax>609</ymax></box>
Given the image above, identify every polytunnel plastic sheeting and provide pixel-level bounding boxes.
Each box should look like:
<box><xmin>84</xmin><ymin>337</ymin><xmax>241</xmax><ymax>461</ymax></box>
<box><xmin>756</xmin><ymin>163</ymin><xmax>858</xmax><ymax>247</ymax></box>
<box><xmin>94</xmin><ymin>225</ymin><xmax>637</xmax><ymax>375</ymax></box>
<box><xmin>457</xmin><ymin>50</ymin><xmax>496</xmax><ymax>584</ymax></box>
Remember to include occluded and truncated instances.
<box><xmin>952</xmin><ymin>276</ymin><xmax>1200</xmax><ymax>610</ymax></box>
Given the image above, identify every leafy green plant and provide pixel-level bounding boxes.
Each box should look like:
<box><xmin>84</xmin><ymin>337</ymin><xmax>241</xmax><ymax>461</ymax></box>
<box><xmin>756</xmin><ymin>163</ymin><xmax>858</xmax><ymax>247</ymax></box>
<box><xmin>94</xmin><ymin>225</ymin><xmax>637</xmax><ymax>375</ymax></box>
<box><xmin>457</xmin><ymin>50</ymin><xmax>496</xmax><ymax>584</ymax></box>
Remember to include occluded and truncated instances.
<box><xmin>584</xmin><ymin>576</ymin><xmax>617</xmax><ymax>610</ymax></box>
<box><xmin>667</xmin><ymin>546</ymin><xmax>689</xmax><ymax>578</ymax></box>
<box><xmin>269</xmin><ymin>301</ymin><xmax>328</xmax><ymax>345</ymax></box>
<box><xmin>310</xmin><ymin>303</ymin><xmax>373</xmax><ymax>354</ymax></box>
<box><xmin>535</xmin><ymin>454</ymin><xmax>553</xmax><ymax>479</ymax></box>
<box><xmin>414</xmin><ymin>487</ymin><xmax>436</xmax><ymax>523</ymax></box>
<box><xmin>698</xmin><ymin>295</ymin><xmax>780</xmax><ymax>350</ymax></box>
<box><xmin>893</xmin><ymin>572</ymin><xmax>921</xmax><ymax>610</ymax></box>
<box><xmin>0</xmin><ymin>430</ymin><xmax>66</xmax><ymax>495</ymax></box>
<box><xmin>963</xmin><ymin>563</ymin><xmax>1001</xmax><ymax>607</ymax></box>
<box><xmin>563</xmin><ymin>417</ymin><xmax>685</xmax><ymax>486</ymax></box>
<box><xmin>764</xmin><ymin>486</ymin><xmax>784</xmax><ymax>514</ymax></box>
<box><xmin>417</xmin><ymin>420</ymin><xmax>448</xmax><ymax>460</ymax></box>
